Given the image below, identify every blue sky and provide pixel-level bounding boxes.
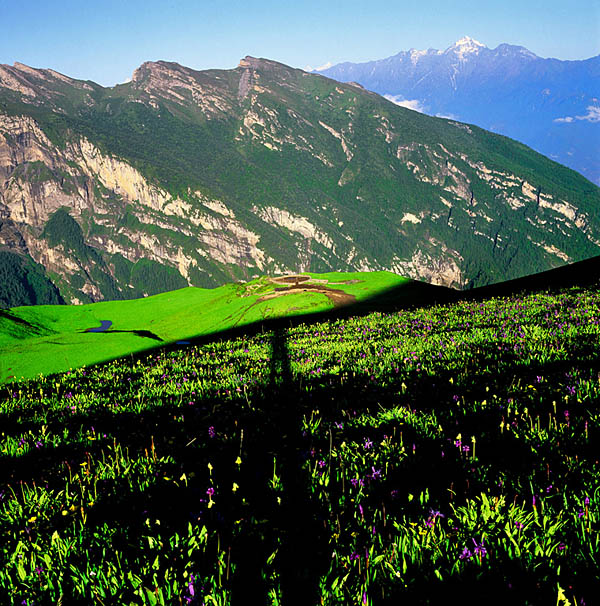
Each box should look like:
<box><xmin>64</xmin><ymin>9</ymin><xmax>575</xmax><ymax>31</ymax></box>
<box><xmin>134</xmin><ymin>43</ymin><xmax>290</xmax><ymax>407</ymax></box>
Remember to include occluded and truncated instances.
<box><xmin>1</xmin><ymin>0</ymin><xmax>598</xmax><ymax>86</ymax></box>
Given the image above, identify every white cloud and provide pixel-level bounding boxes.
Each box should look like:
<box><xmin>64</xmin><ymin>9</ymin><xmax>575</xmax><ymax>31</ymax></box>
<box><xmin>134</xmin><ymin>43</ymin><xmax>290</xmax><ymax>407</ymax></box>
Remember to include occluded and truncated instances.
<box><xmin>578</xmin><ymin>105</ymin><xmax>600</xmax><ymax>122</ymax></box>
<box><xmin>304</xmin><ymin>61</ymin><xmax>333</xmax><ymax>72</ymax></box>
<box><xmin>314</xmin><ymin>61</ymin><xmax>333</xmax><ymax>72</ymax></box>
<box><xmin>435</xmin><ymin>112</ymin><xmax>458</xmax><ymax>120</ymax></box>
<box><xmin>554</xmin><ymin>104</ymin><xmax>600</xmax><ymax>124</ymax></box>
<box><xmin>384</xmin><ymin>94</ymin><xmax>425</xmax><ymax>113</ymax></box>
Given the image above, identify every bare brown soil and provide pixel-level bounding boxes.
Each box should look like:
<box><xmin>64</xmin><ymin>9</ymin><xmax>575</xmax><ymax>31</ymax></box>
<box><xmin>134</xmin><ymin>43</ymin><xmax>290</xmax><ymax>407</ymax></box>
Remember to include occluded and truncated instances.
<box><xmin>270</xmin><ymin>275</ymin><xmax>311</xmax><ymax>284</ymax></box>
<box><xmin>258</xmin><ymin>283</ymin><xmax>356</xmax><ymax>308</ymax></box>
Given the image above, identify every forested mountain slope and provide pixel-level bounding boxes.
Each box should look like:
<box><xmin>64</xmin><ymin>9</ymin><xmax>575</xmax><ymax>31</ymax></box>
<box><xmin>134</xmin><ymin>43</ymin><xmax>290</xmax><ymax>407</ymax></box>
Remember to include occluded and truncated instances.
<box><xmin>0</xmin><ymin>56</ymin><xmax>598</xmax><ymax>305</ymax></box>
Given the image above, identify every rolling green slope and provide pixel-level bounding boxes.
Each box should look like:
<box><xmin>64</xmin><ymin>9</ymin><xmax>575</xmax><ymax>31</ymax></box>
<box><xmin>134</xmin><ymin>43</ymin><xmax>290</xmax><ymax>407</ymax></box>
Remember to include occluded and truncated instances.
<box><xmin>0</xmin><ymin>271</ymin><xmax>424</xmax><ymax>382</ymax></box>
<box><xmin>3</xmin><ymin>253</ymin><xmax>599</xmax><ymax>384</ymax></box>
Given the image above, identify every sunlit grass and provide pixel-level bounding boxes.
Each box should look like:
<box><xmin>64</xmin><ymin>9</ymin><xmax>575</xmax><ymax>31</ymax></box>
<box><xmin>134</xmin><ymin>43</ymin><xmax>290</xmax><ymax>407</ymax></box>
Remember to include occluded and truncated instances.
<box><xmin>0</xmin><ymin>271</ymin><xmax>414</xmax><ymax>383</ymax></box>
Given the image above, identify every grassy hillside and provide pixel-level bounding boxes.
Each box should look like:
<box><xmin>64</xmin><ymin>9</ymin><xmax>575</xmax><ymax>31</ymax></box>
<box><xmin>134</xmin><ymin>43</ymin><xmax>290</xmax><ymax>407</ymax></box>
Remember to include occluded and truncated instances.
<box><xmin>0</xmin><ymin>277</ymin><xmax>597</xmax><ymax>604</ymax></box>
<box><xmin>0</xmin><ymin>271</ymin><xmax>428</xmax><ymax>383</ymax></box>
<box><xmin>4</xmin><ymin>256</ymin><xmax>599</xmax><ymax>384</ymax></box>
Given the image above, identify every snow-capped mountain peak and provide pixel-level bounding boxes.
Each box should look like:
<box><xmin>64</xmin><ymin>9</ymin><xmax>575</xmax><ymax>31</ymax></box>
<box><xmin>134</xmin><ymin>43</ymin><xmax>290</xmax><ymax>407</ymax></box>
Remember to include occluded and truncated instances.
<box><xmin>316</xmin><ymin>38</ymin><xmax>600</xmax><ymax>185</ymax></box>
<box><xmin>446</xmin><ymin>36</ymin><xmax>487</xmax><ymax>59</ymax></box>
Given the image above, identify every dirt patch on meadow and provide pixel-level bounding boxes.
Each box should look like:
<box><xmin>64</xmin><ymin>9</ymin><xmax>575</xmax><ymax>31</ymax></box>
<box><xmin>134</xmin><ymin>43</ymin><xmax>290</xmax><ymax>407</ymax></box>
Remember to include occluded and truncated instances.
<box><xmin>258</xmin><ymin>282</ymin><xmax>356</xmax><ymax>308</ymax></box>
<box><xmin>270</xmin><ymin>275</ymin><xmax>311</xmax><ymax>284</ymax></box>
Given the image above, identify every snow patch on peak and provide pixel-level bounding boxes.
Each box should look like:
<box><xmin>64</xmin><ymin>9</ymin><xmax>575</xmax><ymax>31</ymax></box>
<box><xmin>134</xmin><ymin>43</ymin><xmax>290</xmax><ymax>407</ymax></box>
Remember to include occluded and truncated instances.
<box><xmin>447</xmin><ymin>36</ymin><xmax>487</xmax><ymax>59</ymax></box>
<box><xmin>495</xmin><ymin>43</ymin><xmax>538</xmax><ymax>59</ymax></box>
<box><xmin>454</xmin><ymin>36</ymin><xmax>486</xmax><ymax>48</ymax></box>
<box><xmin>408</xmin><ymin>48</ymin><xmax>430</xmax><ymax>65</ymax></box>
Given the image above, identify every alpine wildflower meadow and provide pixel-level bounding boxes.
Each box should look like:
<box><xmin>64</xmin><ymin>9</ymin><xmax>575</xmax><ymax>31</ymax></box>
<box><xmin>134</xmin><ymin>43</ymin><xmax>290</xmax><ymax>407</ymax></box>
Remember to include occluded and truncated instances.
<box><xmin>0</xmin><ymin>285</ymin><xmax>598</xmax><ymax>605</ymax></box>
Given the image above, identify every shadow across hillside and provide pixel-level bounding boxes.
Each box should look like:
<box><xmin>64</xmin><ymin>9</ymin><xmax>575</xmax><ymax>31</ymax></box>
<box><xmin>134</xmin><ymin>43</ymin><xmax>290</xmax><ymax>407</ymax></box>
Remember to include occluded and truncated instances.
<box><xmin>87</xmin><ymin>278</ymin><xmax>459</xmax><ymax>372</ymax></box>
<box><xmin>110</xmin><ymin>254</ymin><xmax>600</xmax><ymax>370</ymax></box>
<box><xmin>4</xmin><ymin>255</ymin><xmax>599</xmax><ymax>387</ymax></box>
<box><xmin>13</xmin><ymin>253</ymin><xmax>593</xmax><ymax>385</ymax></box>
<box><xmin>78</xmin><ymin>328</ymin><xmax>164</xmax><ymax>342</ymax></box>
<box><xmin>462</xmin><ymin>254</ymin><xmax>600</xmax><ymax>300</ymax></box>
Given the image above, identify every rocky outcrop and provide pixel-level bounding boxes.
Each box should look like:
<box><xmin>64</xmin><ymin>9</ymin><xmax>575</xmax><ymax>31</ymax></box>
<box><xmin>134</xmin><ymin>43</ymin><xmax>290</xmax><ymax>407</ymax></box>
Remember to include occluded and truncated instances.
<box><xmin>387</xmin><ymin>238</ymin><xmax>465</xmax><ymax>289</ymax></box>
<box><xmin>254</xmin><ymin>206</ymin><xmax>334</xmax><ymax>250</ymax></box>
<box><xmin>0</xmin><ymin>113</ymin><xmax>276</xmax><ymax>300</ymax></box>
<box><xmin>131</xmin><ymin>61</ymin><xmax>236</xmax><ymax>118</ymax></box>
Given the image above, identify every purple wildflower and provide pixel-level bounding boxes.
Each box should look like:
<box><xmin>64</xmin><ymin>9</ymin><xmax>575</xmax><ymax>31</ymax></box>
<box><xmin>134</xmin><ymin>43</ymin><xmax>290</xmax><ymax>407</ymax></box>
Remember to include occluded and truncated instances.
<box><xmin>459</xmin><ymin>546</ymin><xmax>472</xmax><ymax>560</ymax></box>
<box><xmin>460</xmin><ymin>539</ymin><xmax>486</xmax><ymax>561</ymax></box>
<box><xmin>425</xmin><ymin>509</ymin><xmax>444</xmax><ymax>528</ymax></box>
<box><xmin>472</xmin><ymin>539</ymin><xmax>487</xmax><ymax>558</ymax></box>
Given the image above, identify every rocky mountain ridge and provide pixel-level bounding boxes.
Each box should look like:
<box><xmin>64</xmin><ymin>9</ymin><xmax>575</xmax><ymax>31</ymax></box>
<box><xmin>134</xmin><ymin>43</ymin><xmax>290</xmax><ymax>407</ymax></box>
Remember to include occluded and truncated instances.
<box><xmin>0</xmin><ymin>57</ymin><xmax>599</xmax><ymax>306</ymax></box>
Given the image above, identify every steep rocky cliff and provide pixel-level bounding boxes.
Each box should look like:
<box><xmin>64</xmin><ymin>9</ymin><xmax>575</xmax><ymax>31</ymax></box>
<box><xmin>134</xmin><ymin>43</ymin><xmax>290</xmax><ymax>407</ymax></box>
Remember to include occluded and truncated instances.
<box><xmin>0</xmin><ymin>58</ymin><xmax>599</xmax><ymax>305</ymax></box>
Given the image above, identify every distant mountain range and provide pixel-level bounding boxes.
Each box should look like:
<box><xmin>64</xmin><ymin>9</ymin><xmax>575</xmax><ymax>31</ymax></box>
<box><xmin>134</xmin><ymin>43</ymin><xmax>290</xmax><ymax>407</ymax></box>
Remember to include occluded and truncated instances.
<box><xmin>0</xmin><ymin>56</ymin><xmax>599</xmax><ymax>307</ymax></box>
<box><xmin>317</xmin><ymin>37</ymin><xmax>600</xmax><ymax>185</ymax></box>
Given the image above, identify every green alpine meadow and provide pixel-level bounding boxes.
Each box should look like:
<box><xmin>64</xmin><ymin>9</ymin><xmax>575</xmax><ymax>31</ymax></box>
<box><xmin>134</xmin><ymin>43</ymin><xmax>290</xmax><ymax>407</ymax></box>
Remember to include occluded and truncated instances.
<box><xmin>0</xmin><ymin>271</ymin><xmax>434</xmax><ymax>383</ymax></box>
<box><xmin>0</xmin><ymin>259</ymin><xmax>599</xmax><ymax>604</ymax></box>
